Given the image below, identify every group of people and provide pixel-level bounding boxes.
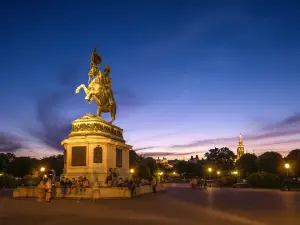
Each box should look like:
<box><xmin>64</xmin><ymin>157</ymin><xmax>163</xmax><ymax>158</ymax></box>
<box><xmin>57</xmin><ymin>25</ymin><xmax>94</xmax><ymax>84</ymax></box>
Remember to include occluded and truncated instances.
<box><xmin>190</xmin><ymin>177</ymin><xmax>208</xmax><ymax>189</ymax></box>
<box><xmin>35</xmin><ymin>169</ymin><xmax>160</xmax><ymax>202</ymax></box>
<box><xmin>60</xmin><ymin>176</ymin><xmax>90</xmax><ymax>197</ymax></box>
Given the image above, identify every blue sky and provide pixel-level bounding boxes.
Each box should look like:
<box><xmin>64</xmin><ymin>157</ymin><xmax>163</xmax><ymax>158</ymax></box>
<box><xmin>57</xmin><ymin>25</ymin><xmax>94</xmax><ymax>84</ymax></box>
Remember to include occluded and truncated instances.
<box><xmin>0</xmin><ymin>0</ymin><xmax>300</xmax><ymax>158</ymax></box>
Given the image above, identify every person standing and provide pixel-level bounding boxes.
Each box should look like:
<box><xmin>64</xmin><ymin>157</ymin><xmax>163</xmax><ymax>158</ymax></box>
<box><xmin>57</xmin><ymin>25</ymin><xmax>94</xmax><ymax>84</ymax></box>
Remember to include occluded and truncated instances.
<box><xmin>60</xmin><ymin>177</ymin><xmax>66</xmax><ymax>198</ymax></box>
<box><xmin>92</xmin><ymin>179</ymin><xmax>101</xmax><ymax>202</ymax></box>
<box><xmin>112</xmin><ymin>168</ymin><xmax>118</xmax><ymax>187</ymax></box>
<box><xmin>151</xmin><ymin>176</ymin><xmax>157</xmax><ymax>194</ymax></box>
<box><xmin>45</xmin><ymin>179</ymin><xmax>52</xmax><ymax>202</ymax></box>
<box><xmin>36</xmin><ymin>180</ymin><xmax>45</xmax><ymax>202</ymax></box>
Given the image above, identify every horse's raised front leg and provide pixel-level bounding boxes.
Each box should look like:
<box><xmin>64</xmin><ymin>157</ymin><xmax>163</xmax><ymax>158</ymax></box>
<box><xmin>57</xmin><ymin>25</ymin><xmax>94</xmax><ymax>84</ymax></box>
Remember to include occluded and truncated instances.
<box><xmin>75</xmin><ymin>84</ymin><xmax>88</xmax><ymax>95</ymax></box>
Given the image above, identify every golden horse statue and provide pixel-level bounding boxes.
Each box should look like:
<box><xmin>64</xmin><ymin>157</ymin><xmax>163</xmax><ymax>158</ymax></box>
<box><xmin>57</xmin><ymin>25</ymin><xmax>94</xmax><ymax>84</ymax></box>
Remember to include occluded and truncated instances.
<box><xmin>75</xmin><ymin>48</ymin><xmax>116</xmax><ymax>124</ymax></box>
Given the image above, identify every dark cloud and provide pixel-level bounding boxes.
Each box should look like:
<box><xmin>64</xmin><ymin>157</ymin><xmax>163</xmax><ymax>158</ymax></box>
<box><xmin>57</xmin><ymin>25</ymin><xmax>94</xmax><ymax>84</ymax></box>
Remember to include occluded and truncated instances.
<box><xmin>26</xmin><ymin>63</ymin><xmax>80</xmax><ymax>151</ymax></box>
<box><xmin>263</xmin><ymin>113</ymin><xmax>300</xmax><ymax>130</ymax></box>
<box><xmin>134</xmin><ymin>146</ymin><xmax>158</xmax><ymax>151</ymax></box>
<box><xmin>142</xmin><ymin>152</ymin><xmax>176</xmax><ymax>157</ymax></box>
<box><xmin>0</xmin><ymin>132</ymin><xmax>23</xmax><ymax>153</ymax></box>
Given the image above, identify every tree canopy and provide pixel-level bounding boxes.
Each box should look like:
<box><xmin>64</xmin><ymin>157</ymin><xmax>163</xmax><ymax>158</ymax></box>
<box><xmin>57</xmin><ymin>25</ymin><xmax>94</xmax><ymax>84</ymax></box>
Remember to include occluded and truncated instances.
<box><xmin>257</xmin><ymin>151</ymin><xmax>284</xmax><ymax>174</ymax></box>
<box><xmin>235</xmin><ymin>153</ymin><xmax>258</xmax><ymax>177</ymax></box>
<box><xmin>205</xmin><ymin>147</ymin><xmax>236</xmax><ymax>171</ymax></box>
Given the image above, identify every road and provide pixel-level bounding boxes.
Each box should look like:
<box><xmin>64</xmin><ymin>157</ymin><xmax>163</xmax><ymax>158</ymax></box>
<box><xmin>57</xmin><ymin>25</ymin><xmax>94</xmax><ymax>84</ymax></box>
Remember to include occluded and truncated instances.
<box><xmin>0</xmin><ymin>185</ymin><xmax>299</xmax><ymax>225</ymax></box>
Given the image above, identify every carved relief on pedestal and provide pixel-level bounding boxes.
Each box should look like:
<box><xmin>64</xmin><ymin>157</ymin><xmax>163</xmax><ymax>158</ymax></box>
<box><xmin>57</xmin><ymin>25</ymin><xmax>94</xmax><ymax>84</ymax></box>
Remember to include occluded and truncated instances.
<box><xmin>68</xmin><ymin>113</ymin><xmax>124</xmax><ymax>142</ymax></box>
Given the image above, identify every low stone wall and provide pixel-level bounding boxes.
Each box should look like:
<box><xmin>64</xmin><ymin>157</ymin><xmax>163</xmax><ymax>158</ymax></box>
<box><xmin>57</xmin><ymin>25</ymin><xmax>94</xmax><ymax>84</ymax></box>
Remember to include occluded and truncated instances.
<box><xmin>13</xmin><ymin>184</ymin><xmax>165</xmax><ymax>199</ymax></box>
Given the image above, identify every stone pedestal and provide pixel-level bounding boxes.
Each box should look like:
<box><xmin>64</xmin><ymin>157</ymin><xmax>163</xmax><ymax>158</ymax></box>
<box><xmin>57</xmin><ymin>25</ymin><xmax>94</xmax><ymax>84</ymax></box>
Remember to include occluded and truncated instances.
<box><xmin>61</xmin><ymin>114</ymin><xmax>132</xmax><ymax>185</ymax></box>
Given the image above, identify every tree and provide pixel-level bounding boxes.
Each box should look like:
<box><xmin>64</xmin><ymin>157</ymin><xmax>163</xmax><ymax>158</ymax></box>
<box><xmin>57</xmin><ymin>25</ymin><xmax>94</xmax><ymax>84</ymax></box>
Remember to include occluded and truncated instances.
<box><xmin>205</xmin><ymin>147</ymin><xmax>236</xmax><ymax>171</ymax></box>
<box><xmin>0</xmin><ymin>153</ymin><xmax>16</xmax><ymax>172</ymax></box>
<box><xmin>137</xmin><ymin>161</ymin><xmax>151</xmax><ymax>180</ymax></box>
<box><xmin>6</xmin><ymin>157</ymin><xmax>37</xmax><ymax>177</ymax></box>
<box><xmin>286</xmin><ymin>149</ymin><xmax>300</xmax><ymax>161</ymax></box>
<box><xmin>175</xmin><ymin>160</ymin><xmax>187</xmax><ymax>175</ymax></box>
<box><xmin>141</xmin><ymin>157</ymin><xmax>158</xmax><ymax>176</ymax></box>
<box><xmin>235</xmin><ymin>153</ymin><xmax>258</xmax><ymax>177</ymax></box>
<box><xmin>257</xmin><ymin>152</ymin><xmax>284</xmax><ymax>174</ymax></box>
<box><xmin>286</xmin><ymin>149</ymin><xmax>300</xmax><ymax>176</ymax></box>
<box><xmin>39</xmin><ymin>155</ymin><xmax>64</xmax><ymax>176</ymax></box>
<box><xmin>129</xmin><ymin>150</ymin><xmax>140</xmax><ymax>168</ymax></box>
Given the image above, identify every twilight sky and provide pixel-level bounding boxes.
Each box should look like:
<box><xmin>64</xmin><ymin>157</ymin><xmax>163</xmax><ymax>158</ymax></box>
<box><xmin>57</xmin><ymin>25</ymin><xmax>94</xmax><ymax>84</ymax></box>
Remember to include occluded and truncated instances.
<box><xmin>0</xmin><ymin>0</ymin><xmax>300</xmax><ymax>159</ymax></box>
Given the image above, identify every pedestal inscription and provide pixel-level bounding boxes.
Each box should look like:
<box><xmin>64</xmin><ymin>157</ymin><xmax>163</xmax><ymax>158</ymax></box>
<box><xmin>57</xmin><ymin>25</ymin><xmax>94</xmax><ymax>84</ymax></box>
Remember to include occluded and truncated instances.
<box><xmin>71</xmin><ymin>146</ymin><xmax>86</xmax><ymax>166</ymax></box>
<box><xmin>94</xmin><ymin>146</ymin><xmax>103</xmax><ymax>163</ymax></box>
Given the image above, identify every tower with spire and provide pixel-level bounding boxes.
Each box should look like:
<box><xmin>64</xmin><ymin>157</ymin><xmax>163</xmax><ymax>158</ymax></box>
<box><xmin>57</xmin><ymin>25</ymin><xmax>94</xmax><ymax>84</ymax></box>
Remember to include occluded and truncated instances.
<box><xmin>236</xmin><ymin>133</ymin><xmax>245</xmax><ymax>160</ymax></box>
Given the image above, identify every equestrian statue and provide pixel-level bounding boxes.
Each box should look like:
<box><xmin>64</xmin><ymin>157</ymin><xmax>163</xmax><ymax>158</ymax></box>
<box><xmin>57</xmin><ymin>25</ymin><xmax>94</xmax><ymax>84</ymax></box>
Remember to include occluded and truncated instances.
<box><xmin>75</xmin><ymin>47</ymin><xmax>117</xmax><ymax>124</ymax></box>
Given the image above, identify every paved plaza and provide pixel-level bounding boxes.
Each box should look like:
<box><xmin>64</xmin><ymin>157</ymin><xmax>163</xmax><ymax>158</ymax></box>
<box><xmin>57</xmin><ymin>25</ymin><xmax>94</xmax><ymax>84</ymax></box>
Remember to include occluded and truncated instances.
<box><xmin>0</xmin><ymin>185</ymin><xmax>299</xmax><ymax>225</ymax></box>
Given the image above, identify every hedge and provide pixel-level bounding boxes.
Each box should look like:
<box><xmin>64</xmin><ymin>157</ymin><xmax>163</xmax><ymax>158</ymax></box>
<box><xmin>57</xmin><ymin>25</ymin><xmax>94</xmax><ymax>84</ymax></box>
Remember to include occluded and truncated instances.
<box><xmin>248</xmin><ymin>172</ymin><xmax>280</xmax><ymax>188</ymax></box>
<box><xmin>218</xmin><ymin>175</ymin><xmax>237</xmax><ymax>186</ymax></box>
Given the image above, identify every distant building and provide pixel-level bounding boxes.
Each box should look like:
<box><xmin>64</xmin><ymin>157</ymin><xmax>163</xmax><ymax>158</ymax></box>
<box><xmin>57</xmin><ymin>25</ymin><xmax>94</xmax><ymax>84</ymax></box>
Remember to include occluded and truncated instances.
<box><xmin>156</xmin><ymin>157</ymin><xmax>174</xmax><ymax>168</ymax></box>
<box><xmin>236</xmin><ymin>133</ymin><xmax>245</xmax><ymax>160</ymax></box>
<box><xmin>188</xmin><ymin>155</ymin><xmax>200</xmax><ymax>164</ymax></box>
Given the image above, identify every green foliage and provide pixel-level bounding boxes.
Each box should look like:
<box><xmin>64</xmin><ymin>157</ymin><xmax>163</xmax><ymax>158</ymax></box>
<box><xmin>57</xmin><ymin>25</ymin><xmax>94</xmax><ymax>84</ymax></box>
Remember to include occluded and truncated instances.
<box><xmin>0</xmin><ymin>153</ymin><xmax>16</xmax><ymax>172</ymax></box>
<box><xmin>286</xmin><ymin>149</ymin><xmax>300</xmax><ymax>176</ymax></box>
<box><xmin>235</xmin><ymin>153</ymin><xmax>258</xmax><ymax>177</ymax></box>
<box><xmin>21</xmin><ymin>175</ymin><xmax>40</xmax><ymax>187</ymax></box>
<box><xmin>0</xmin><ymin>174</ymin><xmax>18</xmax><ymax>188</ymax></box>
<box><xmin>205</xmin><ymin>147</ymin><xmax>235</xmax><ymax>171</ymax></box>
<box><xmin>174</xmin><ymin>161</ymin><xmax>203</xmax><ymax>177</ymax></box>
<box><xmin>137</xmin><ymin>162</ymin><xmax>152</xmax><ymax>180</ymax></box>
<box><xmin>6</xmin><ymin>157</ymin><xmax>38</xmax><ymax>178</ymax></box>
<box><xmin>39</xmin><ymin>155</ymin><xmax>64</xmax><ymax>176</ymax></box>
<box><xmin>218</xmin><ymin>175</ymin><xmax>237</xmax><ymax>186</ymax></box>
<box><xmin>248</xmin><ymin>172</ymin><xmax>280</xmax><ymax>188</ymax></box>
<box><xmin>129</xmin><ymin>150</ymin><xmax>139</xmax><ymax>168</ymax></box>
<box><xmin>142</xmin><ymin>157</ymin><xmax>159</xmax><ymax>176</ymax></box>
<box><xmin>175</xmin><ymin>160</ymin><xmax>187</xmax><ymax>174</ymax></box>
<box><xmin>257</xmin><ymin>152</ymin><xmax>284</xmax><ymax>174</ymax></box>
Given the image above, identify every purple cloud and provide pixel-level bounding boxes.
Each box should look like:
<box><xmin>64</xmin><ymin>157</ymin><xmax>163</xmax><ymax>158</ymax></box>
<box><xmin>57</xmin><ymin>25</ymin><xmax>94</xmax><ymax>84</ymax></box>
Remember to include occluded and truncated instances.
<box><xmin>0</xmin><ymin>132</ymin><xmax>23</xmax><ymax>153</ymax></box>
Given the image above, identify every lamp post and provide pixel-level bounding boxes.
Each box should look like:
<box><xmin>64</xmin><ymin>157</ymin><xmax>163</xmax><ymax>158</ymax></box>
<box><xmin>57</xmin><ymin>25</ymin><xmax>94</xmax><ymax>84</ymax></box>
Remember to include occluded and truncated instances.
<box><xmin>208</xmin><ymin>168</ymin><xmax>212</xmax><ymax>180</ymax></box>
<box><xmin>40</xmin><ymin>167</ymin><xmax>45</xmax><ymax>172</ymax></box>
<box><xmin>130</xmin><ymin>169</ymin><xmax>135</xmax><ymax>174</ymax></box>
<box><xmin>285</xmin><ymin>163</ymin><xmax>290</xmax><ymax>177</ymax></box>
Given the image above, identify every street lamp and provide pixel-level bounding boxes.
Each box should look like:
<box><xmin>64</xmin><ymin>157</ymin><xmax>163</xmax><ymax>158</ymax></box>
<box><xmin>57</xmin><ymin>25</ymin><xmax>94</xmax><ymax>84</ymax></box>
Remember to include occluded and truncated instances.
<box><xmin>217</xmin><ymin>171</ymin><xmax>220</xmax><ymax>176</ymax></box>
<box><xmin>233</xmin><ymin>171</ymin><xmax>238</xmax><ymax>175</ymax></box>
<box><xmin>130</xmin><ymin>169</ymin><xmax>135</xmax><ymax>174</ymax></box>
<box><xmin>208</xmin><ymin>168</ymin><xmax>212</xmax><ymax>180</ymax></box>
<box><xmin>40</xmin><ymin>167</ymin><xmax>45</xmax><ymax>172</ymax></box>
<box><xmin>285</xmin><ymin>163</ymin><xmax>290</xmax><ymax>176</ymax></box>
<box><xmin>173</xmin><ymin>172</ymin><xmax>176</xmax><ymax>175</ymax></box>
<box><xmin>159</xmin><ymin>172</ymin><xmax>164</xmax><ymax>176</ymax></box>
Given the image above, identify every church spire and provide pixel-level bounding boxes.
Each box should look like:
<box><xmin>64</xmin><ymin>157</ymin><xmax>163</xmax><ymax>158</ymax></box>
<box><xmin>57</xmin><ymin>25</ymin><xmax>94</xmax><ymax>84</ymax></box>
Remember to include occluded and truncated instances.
<box><xmin>237</xmin><ymin>133</ymin><xmax>245</xmax><ymax>160</ymax></box>
<box><xmin>239</xmin><ymin>133</ymin><xmax>243</xmax><ymax>143</ymax></box>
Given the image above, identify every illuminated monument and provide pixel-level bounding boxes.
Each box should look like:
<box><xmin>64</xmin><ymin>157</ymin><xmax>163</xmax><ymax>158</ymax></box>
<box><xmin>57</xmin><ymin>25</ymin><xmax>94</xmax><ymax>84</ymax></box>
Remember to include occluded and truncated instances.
<box><xmin>236</xmin><ymin>133</ymin><xmax>245</xmax><ymax>160</ymax></box>
<box><xmin>61</xmin><ymin>47</ymin><xmax>132</xmax><ymax>184</ymax></box>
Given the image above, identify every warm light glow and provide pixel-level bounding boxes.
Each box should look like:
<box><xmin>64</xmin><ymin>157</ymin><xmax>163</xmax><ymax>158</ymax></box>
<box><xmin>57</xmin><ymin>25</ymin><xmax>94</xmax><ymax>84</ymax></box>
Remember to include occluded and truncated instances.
<box><xmin>159</xmin><ymin>172</ymin><xmax>164</xmax><ymax>175</ymax></box>
<box><xmin>285</xmin><ymin>163</ymin><xmax>290</xmax><ymax>169</ymax></box>
<box><xmin>130</xmin><ymin>169</ymin><xmax>135</xmax><ymax>174</ymax></box>
<box><xmin>217</xmin><ymin>171</ymin><xmax>220</xmax><ymax>175</ymax></box>
<box><xmin>44</xmin><ymin>174</ymin><xmax>47</xmax><ymax>178</ymax></box>
<box><xmin>40</xmin><ymin>167</ymin><xmax>45</xmax><ymax>172</ymax></box>
<box><xmin>0</xmin><ymin>173</ymin><xmax>3</xmax><ymax>176</ymax></box>
<box><xmin>208</xmin><ymin>168</ymin><xmax>212</xmax><ymax>172</ymax></box>
<box><xmin>173</xmin><ymin>172</ymin><xmax>176</xmax><ymax>175</ymax></box>
<box><xmin>233</xmin><ymin>171</ymin><xmax>238</xmax><ymax>175</ymax></box>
